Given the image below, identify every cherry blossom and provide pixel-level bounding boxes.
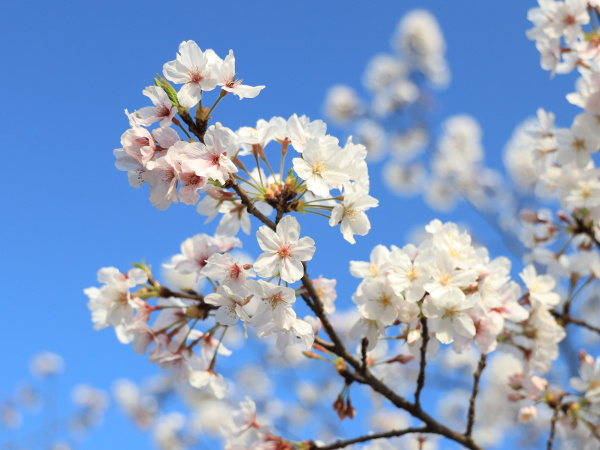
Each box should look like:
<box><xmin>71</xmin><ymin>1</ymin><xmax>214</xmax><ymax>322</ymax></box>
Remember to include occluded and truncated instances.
<box><xmin>253</xmin><ymin>215</ymin><xmax>315</xmax><ymax>283</ymax></box>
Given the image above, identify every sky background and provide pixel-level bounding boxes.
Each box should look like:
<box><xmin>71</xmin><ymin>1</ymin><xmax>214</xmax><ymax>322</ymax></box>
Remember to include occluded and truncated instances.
<box><xmin>0</xmin><ymin>0</ymin><xmax>582</xmax><ymax>448</ymax></box>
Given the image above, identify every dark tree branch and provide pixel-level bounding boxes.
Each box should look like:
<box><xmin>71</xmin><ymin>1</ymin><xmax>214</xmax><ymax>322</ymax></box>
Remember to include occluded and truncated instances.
<box><xmin>414</xmin><ymin>317</ymin><xmax>429</xmax><ymax>407</ymax></box>
<box><xmin>360</xmin><ymin>337</ymin><xmax>369</xmax><ymax>376</ymax></box>
<box><xmin>178</xmin><ymin>110</ymin><xmax>204</xmax><ymax>142</ymax></box>
<box><xmin>547</xmin><ymin>394</ymin><xmax>564</xmax><ymax>450</ymax></box>
<box><xmin>465</xmin><ymin>353</ymin><xmax>487</xmax><ymax>437</ymax></box>
<box><xmin>550</xmin><ymin>310</ymin><xmax>600</xmax><ymax>335</ymax></box>
<box><xmin>310</xmin><ymin>426</ymin><xmax>429</xmax><ymax>450</ymax></box>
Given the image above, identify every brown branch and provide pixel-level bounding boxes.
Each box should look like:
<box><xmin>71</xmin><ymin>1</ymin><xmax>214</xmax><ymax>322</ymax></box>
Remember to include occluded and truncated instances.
<box><xmin>310</xmin><ymin>426</ymin><xmax>429</xmax><ymax>450</ymax></box>
<box><xmin>465</xmin><ymin>353</ymin><xmax>487</xmax><ymax>437</ymax></box>
<box><xmin>234</xmin><ymin>177</ymin><xmax>484</xmax><ymax>450</ymax></box>
<box><xmin>547</xmin><ymin>394</ymin><xmax>564</xmax><ymax>450</ymax></box>
<box><xmin>414</xmin><ymin>317</ymin><xmax>429</xmax><ymax>407</ymax></box>
<box><xmin>550</xmin><ymin>310</ymin><xmax>600</xmax><ymax>335</ymax></box>
<box><xmin>229</xmin><ymin>177</ymin><xmax>276</xmax><ymax>230</ymax></box>
<box><xmin>178</xmin><ymin>110</ymin><xmax>204</xmax><ymax>142</ymax></box>
<box><xmin>360</xmin><ymin>337</ymin><xmax>369</xmax><ymax>376</ymax></box>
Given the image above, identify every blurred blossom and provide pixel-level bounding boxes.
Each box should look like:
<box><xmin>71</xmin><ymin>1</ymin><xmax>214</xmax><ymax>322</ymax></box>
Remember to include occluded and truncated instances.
<box><xmin>30</xmin><ymin>352</ymin><xmax>64</xmax><ymax>378</ymax></box>
<box><xmin>355</xmin><ymin>119</ymin><xmax>386</xmax><ymax>160</ymax></box>
<box><xmin>324</xmin><ymin>85</ymin><xmax>362</xmax><ymax>124</ymax></box>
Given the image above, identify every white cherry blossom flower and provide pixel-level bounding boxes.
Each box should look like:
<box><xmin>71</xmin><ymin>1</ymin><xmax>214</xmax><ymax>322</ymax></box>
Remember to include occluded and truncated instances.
<box><xmin>293</xmin><ymin>136</ymin><xmax>350</xmax><ymax>197</ymax></box>
<box><xmin>421</xmin><ymin>291</ymin><xmax>478</xmax><ymax>344</ymax></box>
<box><xmin>520</xmin><ymin>264</ymin><xmax>560</xmax><ymax>308</ymax></box>
<box><xmin>245</xmin><ymin>280</ymin><xmax>297</xmax><ymax>330</ymax></box>
<box><xmin>132</xmin><ymin>86</ymin><xmax>177</xmax><ymax>127</ymax></box>
<box><xmin>214</xmin><ymin>50</ymin><xmax>265</xmax><ymax>99</ymax></box>
<box><xmin>329</xmin><ymin>182</ymin><xmax>378</xmax><ymax>244</ymax></box>
<box><xmin>253</xmin><ymin>215</ymin><xmax>315</xmax><ymax>283</ymax></box>
<box><xmin>162</xmin><ymin>40</ymin><xmax>219</xmax><ymax>108</ymax></box>
<box><xmin>204</xmin><ymin>285</ymin><xmax>250</xmax><ymax>326</ymax></box>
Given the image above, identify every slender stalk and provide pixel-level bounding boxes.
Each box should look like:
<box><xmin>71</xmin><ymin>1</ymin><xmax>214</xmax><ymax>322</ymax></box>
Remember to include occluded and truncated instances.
<box><xmin>465</xmin><ymin>353</ymin><xmax>487</xmax><ymax>437</ymax></box>
<box><xmin>207</xmin><ymin>90</ymin><xmax>228</xmax><ymax>117</ymax></box>
<box><xmin>546</xmin><ymin>394</ymin><xmax>564</xmax><ymax>450</ymax></box>
<box><xmin>280</xmin><ymin>140</ymin><xmax>289</xmax><ymax>184</ymax></box>
<box><xmin>414</xmin><ymin>317</ymin><xmax>429</xmax><ymax>407</ymax></box>
<box><xmin>311</xmin><ymin>426</ymin><xmax>429</xmax><ymax>450</ymax></box>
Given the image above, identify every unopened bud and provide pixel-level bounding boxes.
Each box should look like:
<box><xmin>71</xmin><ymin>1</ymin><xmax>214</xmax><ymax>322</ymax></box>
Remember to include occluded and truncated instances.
<box><xmin>155</xmin><ymin>75</ymin><xmax>180</xmax><ymax>107</ymax></box>
<box><xmin>388</xmin><ymin>354</ymin><xmax>414</xmax><ymax>364</ymax></box>
<box><xmin>557</xmin><ymin>210</ymin><xmax>571</xmax><ymax>224</ymax></box>
<box><xmin>508</xmin><ymin>372</ymin><xmax>524</xmax><ymax>390</ymax></box>
<box><xmin>519</xmin><ymin>210</ymin><xmax>539</xmax><ymax>224</ymax></box>
<box><xmin>186</xmin><ymin>305</ymin><xmax>209</xmax><ymax>320</ymax></box>
<box><xmin>518</xmin><ymin>405</ymin><xmax>537</xmax><ymax>424</ymax></box>
<box><xmin>507</xmin><ymin>392</ymin><xmax>522</xmax><ymax>402</ymax></box>
<box><xmin>528</xmin><ymin>375</ymin><xmax>548</xmax><ymax>393</ymax></box>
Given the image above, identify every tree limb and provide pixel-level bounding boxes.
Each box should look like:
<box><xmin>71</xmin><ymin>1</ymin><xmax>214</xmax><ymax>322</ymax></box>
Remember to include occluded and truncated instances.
<box><xmin>465</xmin><ymin>353</ymin><xmax>487</xmax><ymax>437</ymax></box>
<box><xmin>310</xmin><ymin>426</ymin><xmax>429</xmax><ymax>450</ymax></box>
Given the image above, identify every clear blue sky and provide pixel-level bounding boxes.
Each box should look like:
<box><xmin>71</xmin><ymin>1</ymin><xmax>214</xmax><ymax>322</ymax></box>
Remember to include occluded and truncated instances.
<box><xmin>0</xmin><ymin>0</ymin><xmax>581</xmax><ymax>448</ymax></box>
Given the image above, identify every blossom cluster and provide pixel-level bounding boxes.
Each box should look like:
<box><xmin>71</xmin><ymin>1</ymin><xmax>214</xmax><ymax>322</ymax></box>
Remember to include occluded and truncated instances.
<box><xmin>348</xmin><ymin>220</ymin><xmax>565</xmax><ymax>373</ymax></box>
<box><xmin>82</xmin><ymin>8</ymin><xmax>600</xmax><ymax>448</ymax></box>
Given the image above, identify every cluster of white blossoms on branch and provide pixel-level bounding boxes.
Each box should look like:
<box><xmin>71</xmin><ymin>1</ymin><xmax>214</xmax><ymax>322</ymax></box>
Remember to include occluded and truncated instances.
<box><xmin>81</xmin><ymin>5</ymin><xmax>600</xmax><ymax>447</ymax></box>
<box><xmin>349</xmin><ymin>220</ymin><xmax>565</xmax><ymax>372</ymax></box>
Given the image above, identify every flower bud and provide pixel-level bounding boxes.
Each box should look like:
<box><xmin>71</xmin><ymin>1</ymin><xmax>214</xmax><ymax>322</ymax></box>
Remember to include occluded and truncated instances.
<box><xmin>154</xmin><ymin>75</ymin><xmax>180</xmax><ymax>107</ymax></box>
<box><xmin>518</xmin><ymin>405</ymin><xmax>537</xmax><ymax>424</ymax></box>
<box><xmin>520</xmin><ymin>209</ymin><xmax>539</xmax><ymax>224</ymax></box>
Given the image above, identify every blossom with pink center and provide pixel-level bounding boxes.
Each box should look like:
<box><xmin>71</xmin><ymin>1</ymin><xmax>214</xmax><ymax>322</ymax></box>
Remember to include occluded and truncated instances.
<box><xmin>184</xmin><ymin>123</ymin><xmax>238</xmax><ymax>184</ymax></box>
<box><xmin>120</xmin><ymin>126</ymin><xmax>156</xmax><ymax>166</ymax></box>
<box><xmin>162</xmin><ymin>40</ymin><xmax>219</xmax><ymax>108</ymax></box>
<box><xmin>204</xmin><ymin>285</ymin><xmax>250</xmax><ymax>326</ymax></box>
<box><xmin>167</xmin><ymin>234</ymin><xmax>221</xmax><ymax>278</ymax></box>
<box><xmin>214</xmin><ymin>50</ymin><xmax>265</xmax><ymax>99</ymax></box>
<box><xmin>141</xmin><ymin>156</ymin><xmax>178</xmax><ymax>210</ymax></box>
<box><xmin>245</xmin><ymin>280</ymin><xmax>297</xmax><ymax>330</ymax></box>
<box><xmin>132</xmin><ymin>86</ymin><xmax>177</xmax><ymax>128</ymax></box>
<box><xmin>292</xmin><ymin>135</ymin><xmax>350</xmax><ymax>197</ymax></box>
<box><xmin>253</xmin><ymin>215</ymin><xmax>316</xmax><ymax>283</ymax></box>
<box><xmin>201</xmin><ymin>252</ymin><xmax>254</xmax><ymax>294</ymax></box>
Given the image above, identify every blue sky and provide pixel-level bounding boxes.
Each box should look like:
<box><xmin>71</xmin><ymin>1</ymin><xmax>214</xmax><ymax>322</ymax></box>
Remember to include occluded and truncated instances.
<box><xmin>0</xmin><ymin>0</ymin><xmax>583</xmax><ymax>448</ymax></box>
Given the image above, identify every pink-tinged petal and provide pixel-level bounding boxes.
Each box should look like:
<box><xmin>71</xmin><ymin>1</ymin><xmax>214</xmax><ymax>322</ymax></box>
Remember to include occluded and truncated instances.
<box><xmin>250</xmin><ymin>301</ymin><xmax>272</xmax><ymax>328</ymax></box>
<box><xmin>189</xmin><ymin>370</ymin><xmax>210</xmax><ymax>389</ymax></box>
<box><xmin>292</xmin><ymin>158</ymin><xmax>314</xmax><ymax>179</ymax></box>
<box><xmin>163</xmin><ymin>59</ymin><xmax>190</xmax><ymax>84</ymax></box>
<box><xmin>454</xmin><ymin>313</ymin><xmax>476</xmax><ymax>338</ymax></box>
<box><xmin>256</xmin><ymin>225</ymin><xmax>281</xmax><ymax>251</ymax></box>
<box><xmin>253</xmin><ymin>253</ymin><xmax>280</xmax><ymax>278</ymax></box>
<box><xmin>291</xmin><ymin>236</ymin><xmax>316</xmax><ymax>260</ymax></box>
<box><xmin>280</xmin><ymin>258</ymin><xmax>304</xmax><ymax>283</ymax></box>
<box><xmin>272</xmin><ymin>304</ymin><xmax>296</xmax><ymax>330</ymax></box>
<box><xmin>306</xmin><ymin>177</ymin><xmax>331</xmax><ymax>197</ymax></box>
<box><xmin>277</xmin><ymin>215</ymin><xmax>301</xmax><ymax>242</ymax></box>
<box><xmin>215</xmin><ymin>307</ymin><xmax>239</xmax><ymax>326</ymax></box>
<box><xmin>227</xmin><ymin>84</ymin><xmax>265</xmax><ymax>99</ymax></box>
<box><xmin>178</xmin><ymin>82</ymin><xmax>203</xmax><ymax>108</ymax></box>
<box><xmin>435</xmin><ymin>319</ymin><xmax>454</xmax><ymax>344</ymax></box>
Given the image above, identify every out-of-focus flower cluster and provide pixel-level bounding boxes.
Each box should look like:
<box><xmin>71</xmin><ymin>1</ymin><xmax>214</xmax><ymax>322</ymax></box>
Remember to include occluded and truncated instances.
<box><xmin>0</xmin><ymin>352</ymin><xmax>109</xmax><ymax>450</ymax></box>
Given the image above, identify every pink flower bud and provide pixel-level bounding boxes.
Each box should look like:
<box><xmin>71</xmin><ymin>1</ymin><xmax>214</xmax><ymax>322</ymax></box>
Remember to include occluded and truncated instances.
<box><xmin>508</xmin><ymin>372</ymin><xmax>524</xmax><ymax>390</ymax></box>
<box><xmin>520</xmin><ymin>210</ymin><xmax>539</xmax><ymax>224</ymax></box>
<box><xmin>507</xmin><ymin>392</ymin><xmax>522</xmax><ymax>402</ymax></box>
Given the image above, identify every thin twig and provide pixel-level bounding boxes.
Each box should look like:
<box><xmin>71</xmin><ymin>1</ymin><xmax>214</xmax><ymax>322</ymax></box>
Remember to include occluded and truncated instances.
<box><xmin>360</xmin><ymin>338</ymin><xmax>369</xmax><ymax>376</ymax></box>
<box><xmin>178</xmin><ymin>109</ymin><xmax>204</xmax><ymax>142</ymax></box>
<box><xmin>550</xmin><ymin>310</ymin><xmax>600</xmax><ymax>335</ymax></box>
<box><xmin>547</xmin><ymin>394</ymin><xmax>564</xmax><ymax>450</ymax></box>
<box><xmin>465</xmin><ymin>353</ymin><xmax>487</xmax><ymax>437</ymax></box>
<box><xmin>414</xmin><ymin>317</ymin><xmax>429</xmax><ymax>407</ymax></box>
<box><xmin>310</xmin><ymin>426</ymin><xmax>429</xmax><ymax>450</ymax></box>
